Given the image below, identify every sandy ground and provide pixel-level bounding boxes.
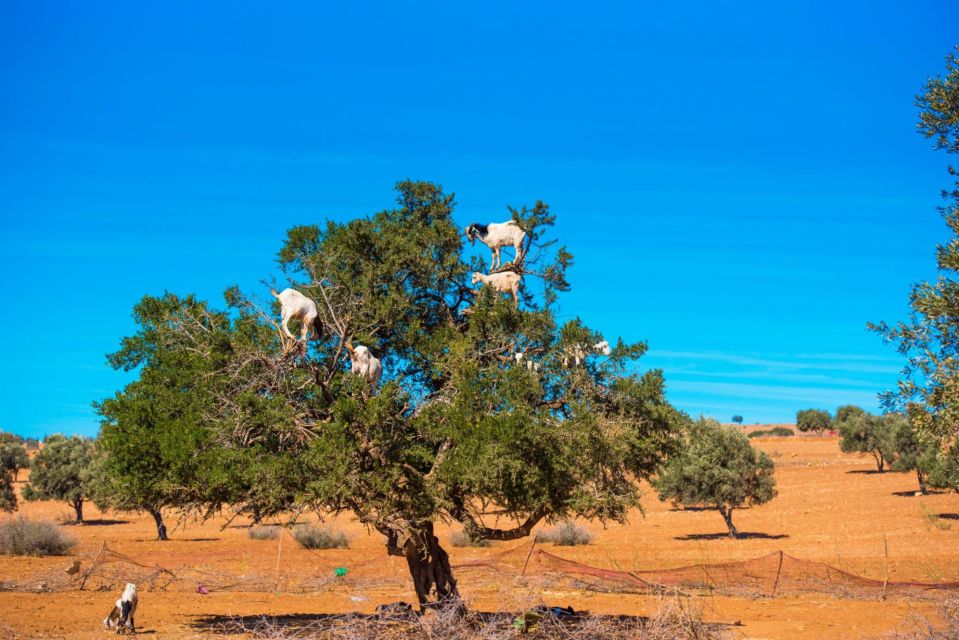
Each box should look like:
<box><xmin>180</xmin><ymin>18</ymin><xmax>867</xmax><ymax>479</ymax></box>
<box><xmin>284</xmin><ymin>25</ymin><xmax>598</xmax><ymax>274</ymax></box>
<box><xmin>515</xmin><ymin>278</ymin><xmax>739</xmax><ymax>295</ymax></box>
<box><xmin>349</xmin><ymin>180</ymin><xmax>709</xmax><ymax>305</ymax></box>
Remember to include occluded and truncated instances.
<box><xmin>1</xmin><ymin>432</ymin><xmax>957</xmax><ymax>639</ymax></box>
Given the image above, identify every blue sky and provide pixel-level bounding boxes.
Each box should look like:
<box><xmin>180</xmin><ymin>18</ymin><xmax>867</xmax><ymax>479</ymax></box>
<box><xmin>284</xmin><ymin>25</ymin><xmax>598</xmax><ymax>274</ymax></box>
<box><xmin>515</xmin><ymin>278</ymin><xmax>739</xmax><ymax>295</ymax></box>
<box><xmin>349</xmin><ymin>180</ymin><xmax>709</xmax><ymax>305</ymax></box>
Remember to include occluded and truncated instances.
<box><xmin>1</xmin><ymin>1</ymin><xmax>956</xmax><ymax>437</ymax></box>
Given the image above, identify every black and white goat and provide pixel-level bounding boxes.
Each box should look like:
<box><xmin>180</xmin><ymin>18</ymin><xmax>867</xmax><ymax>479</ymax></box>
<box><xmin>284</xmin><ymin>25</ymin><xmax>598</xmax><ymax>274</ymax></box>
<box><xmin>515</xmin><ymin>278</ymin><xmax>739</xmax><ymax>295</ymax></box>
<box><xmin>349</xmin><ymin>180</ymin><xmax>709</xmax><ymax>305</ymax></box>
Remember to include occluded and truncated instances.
<box><xmin>464</xmin><ymin>221</ymin><xmax>526</xmax><ymax>269</ymax></box>
<box><xmin>271</xmin><ymin>288</ymin><xmax>322</xmax><ymax>352</ymax></box>
<box><xmin>346</xmin><ymin>341</ymin><xmax>383</xmax><ymax>392</ymax></box>
<box><xmin>103</xmin><ymin>583</ymin><xmax>138</xmax><ymax>634</ymax></box>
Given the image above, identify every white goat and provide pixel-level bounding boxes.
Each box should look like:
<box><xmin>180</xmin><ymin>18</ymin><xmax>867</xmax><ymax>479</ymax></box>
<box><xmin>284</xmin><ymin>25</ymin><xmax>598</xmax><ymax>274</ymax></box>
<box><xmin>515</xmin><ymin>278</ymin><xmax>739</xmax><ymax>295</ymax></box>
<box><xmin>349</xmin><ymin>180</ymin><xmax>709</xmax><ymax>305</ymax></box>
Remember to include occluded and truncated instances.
<box><xmin>562</xmin><ymin>341</ymin><xmax>611</xmax><ymax>367</ymax></box>
<box><xmin>514</xmin><ymin>351</ymin><xmax>541</xmax><ymax>372</ymax></box>
<box><xmin>471</xmin><ymin>271</ymin><xmax>521</xmax><ymax>304</ymax></box>
<box><xmin>103</xmin><ymin>583</ymin><xmax>138</xmax><ymax>634</ymax></box>
<box><xmin>464</xmin><ymin>221</ymin><xmax>526</xmax><ymax>269</ymax></box>
<box><xmin>271</xmin><ymin>288</ymin><xmax>322</xmax><ymax>351</ymax></box>
<box><xmin>347</xmin><ymin>342</ymin><xmax>383</xmax><ymax>392</ymax></box>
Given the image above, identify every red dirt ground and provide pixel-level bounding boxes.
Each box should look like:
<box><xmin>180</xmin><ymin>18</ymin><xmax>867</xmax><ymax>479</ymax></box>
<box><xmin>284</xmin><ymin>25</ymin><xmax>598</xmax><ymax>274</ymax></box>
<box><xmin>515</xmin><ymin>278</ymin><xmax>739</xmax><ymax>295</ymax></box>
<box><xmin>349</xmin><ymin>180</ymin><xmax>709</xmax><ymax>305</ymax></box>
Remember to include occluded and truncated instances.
<box><xmin>1</xmin><ymin>432</ymin><xmax>957</xmax><ymax>639</ymax></box>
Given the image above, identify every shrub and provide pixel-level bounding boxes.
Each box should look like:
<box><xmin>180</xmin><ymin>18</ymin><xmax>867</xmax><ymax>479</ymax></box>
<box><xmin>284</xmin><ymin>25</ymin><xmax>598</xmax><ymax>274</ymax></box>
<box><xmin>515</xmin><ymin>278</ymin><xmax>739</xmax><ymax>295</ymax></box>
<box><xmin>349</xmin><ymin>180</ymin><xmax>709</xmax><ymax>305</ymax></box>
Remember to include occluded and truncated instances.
<box><xmin>796</xmin><ymin>409</ymin><xmax>831</xmax><ymax>435</ymax></box>
<box><xmin>248</xmin><ymin>525</ymin><xmax>280</xmax><ymax>540</ymax></box>
<box><xmin>535</xmin><ymin>521</ymin><xmax>592</xmax><ymax>546</ymax></box>
<box><xmin>449</xmin><ymin>529</ymin><xmax>491</xmax><ymax>547</ymax></box>
<box><xmin>292</xmin><ymin>524</ymin><xmax>349</xmax><ymax>550</ymax></box>
<box><xmin>748</xmin><ymin>427</ymin><xmax>794</xmax><ymax>438</ymax></box>
<box><xmin>0</xmin><ymin>517</ymin><xmax>77</xmax><ymax>556</ymax></box>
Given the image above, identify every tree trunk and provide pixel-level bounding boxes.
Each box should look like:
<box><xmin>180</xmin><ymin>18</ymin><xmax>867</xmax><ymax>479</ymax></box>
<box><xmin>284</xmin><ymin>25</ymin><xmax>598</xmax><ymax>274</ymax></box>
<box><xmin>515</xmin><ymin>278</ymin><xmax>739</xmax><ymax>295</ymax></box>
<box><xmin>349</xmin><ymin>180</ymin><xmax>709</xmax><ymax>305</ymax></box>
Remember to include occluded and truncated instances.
<box><xmin>917</xmin><ymin>469</ymin><xmax>928</xmax><ymax>495</ymax></box>
<box><xmin>250</xmin><ymin>504</ymin><xmax>262</xmax><ymax>525</ymax></box>
<box><xmin>73</xmin><ymin>499</ymin><xmax>84</xmax><ymax>523</ymax></box>
<box><xmin>147</xmin><ymin>506</ymin><xmax>168</xmax><ymax>540</ymax></box>
<box><xmin>719</xmin><ymin>505</ymin><xmax>738</xmax><ymax>539</ymax></box>
<box><xmin>398</xmin><ymin>522</ymin><xmax>461</xmax><ymax>611</ymax></box>
<box><xmin>873</xmin><ymin>451</ymin><xmax>885</xmax><ymax>473</ymax></box>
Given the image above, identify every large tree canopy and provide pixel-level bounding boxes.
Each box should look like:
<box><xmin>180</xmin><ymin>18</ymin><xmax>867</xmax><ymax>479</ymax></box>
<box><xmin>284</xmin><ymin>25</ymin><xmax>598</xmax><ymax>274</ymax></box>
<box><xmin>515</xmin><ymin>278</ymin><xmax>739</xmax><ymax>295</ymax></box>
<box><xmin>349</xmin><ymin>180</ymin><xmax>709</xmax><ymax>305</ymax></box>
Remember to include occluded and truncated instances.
<box><xmin>871</xmin><ymin>49</ymin><xmax>959</xmax><ymax>451</ymax></box>
<box><xmin>105</xmin><ymin>181</ymin><xmax>684</xmax><ymax>607</ymax></box>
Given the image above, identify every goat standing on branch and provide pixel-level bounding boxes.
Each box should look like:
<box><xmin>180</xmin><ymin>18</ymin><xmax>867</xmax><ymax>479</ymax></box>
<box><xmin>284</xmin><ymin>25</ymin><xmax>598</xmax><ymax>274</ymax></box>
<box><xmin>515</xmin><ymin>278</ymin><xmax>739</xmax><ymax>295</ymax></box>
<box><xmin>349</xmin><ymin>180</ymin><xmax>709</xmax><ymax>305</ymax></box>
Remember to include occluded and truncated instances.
<box><xmin>471</xmin><ymin>271</ymin><xmax>521</xmax><ymax>305</ymax></box>
<box><xmin>346</xmin><ymin>341</ymin><xmax>383</xmax><ymax>392</ymax></box>
<box><xmin>102</xmin><ymin>583</ymin><xmax>137</xmax><ymax>634</ymax></box>
<box><xmin>271</xmin><ymin>288</ymin><xmax>322</xmax><ymax>353</ymax></box>
<box><xmin>464</xmin><ymin>220</ymin><xmax>525</xmax><ymax>270</ymax></box>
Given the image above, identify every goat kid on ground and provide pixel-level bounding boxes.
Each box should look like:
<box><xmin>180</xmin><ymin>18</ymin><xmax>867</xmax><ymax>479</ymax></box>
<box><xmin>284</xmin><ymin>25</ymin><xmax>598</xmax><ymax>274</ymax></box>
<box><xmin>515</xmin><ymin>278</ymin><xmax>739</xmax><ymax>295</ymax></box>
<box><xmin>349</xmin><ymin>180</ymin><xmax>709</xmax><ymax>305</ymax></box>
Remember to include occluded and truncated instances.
<box><xmin>464</xmin><ymin>220</ymin><xmax>526</xmax><ymax>269</ymax></box>
<box><xmin>346</xmin><ymin>342</ymin><xmax>383</xmax><ymax>393</ymax></box>
<box><xmin>471</xmin><ymin>271</ymin><xmax>521</xmax><ymax>305</ymax></box>
<box><xmin>103</xmin><ymin>583</ymin><xmax>137</xmax><ymax>634</ymax></box>
<box><xmin>271</xmin><ymin>288</ymin><xmax>322</xmax><ymax>352</ymax></box>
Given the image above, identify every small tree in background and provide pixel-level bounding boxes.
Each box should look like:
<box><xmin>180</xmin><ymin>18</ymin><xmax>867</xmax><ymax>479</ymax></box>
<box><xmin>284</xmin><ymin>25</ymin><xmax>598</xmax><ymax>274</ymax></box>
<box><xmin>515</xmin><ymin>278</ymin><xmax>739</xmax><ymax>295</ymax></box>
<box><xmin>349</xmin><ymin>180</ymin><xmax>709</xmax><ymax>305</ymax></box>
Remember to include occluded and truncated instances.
<box><xmin>0</xmin><ymin>453</ymin><xmax>17</xmax><ymax>513</ymax></box>
<box><xmin>835</xmin><ymin>408</ymin><xmax>901</xmax><ymax>473</ymax></box>
<box><xmin>890</xmin><ymin>420</ymin><xmax>939</xmax><ymax>494</ymax></box>
<box><xmin>654</xmin><ymin>418</ymin><xmax>777</xmax><ymax>538</ymax></box>
<box><xmin>731</xmin><ymin>415</ymin><xmax>744</xmax><ymax>425</ymax></box>
<box><xmin>928</xmin><ymin>441</ymin><xmax>959</xmax><ymax>493</ymax></box>
<box><xmin>796</xmin><ymin>409</ymin><xmax>831</xmax><ymax>435</ymax></box>
<box><xmin>22</xmin><ymin>435</ymin><xmax>97</xmax><ymax>523</ymax></box>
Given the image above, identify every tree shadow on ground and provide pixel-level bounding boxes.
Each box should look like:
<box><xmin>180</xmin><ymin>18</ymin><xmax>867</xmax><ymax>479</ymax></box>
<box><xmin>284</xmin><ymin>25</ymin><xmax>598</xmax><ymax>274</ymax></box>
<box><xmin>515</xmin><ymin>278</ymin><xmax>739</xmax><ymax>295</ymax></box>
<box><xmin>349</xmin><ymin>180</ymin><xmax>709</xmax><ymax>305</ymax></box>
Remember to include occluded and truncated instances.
<box><xmin>938</xmin><ymin>513</ymin><xmax>959</xmax><ymax>520</ymax></box>
<box><xmin>846</xmin><ymin>469</ymin><xmax>884</xmax><ymax>475</ymax></box>
<box><xmin>892</xmin><ymin>489</ymin><xmax>943</xmax><ymax>497</ymax></box>
<box><xmin>191</xmin><ymin>610</ymin><xmax>736</xmax><ymax>636</ymax></box>
<box><xmin>675</xmin><ymin>532</ymin><xmax>789</xmax><ymax>541</ymax></box>
<box><xmin>79</xmin><ymin>519</ymin><xmax>130</xmax><ymax>526</ymax></box>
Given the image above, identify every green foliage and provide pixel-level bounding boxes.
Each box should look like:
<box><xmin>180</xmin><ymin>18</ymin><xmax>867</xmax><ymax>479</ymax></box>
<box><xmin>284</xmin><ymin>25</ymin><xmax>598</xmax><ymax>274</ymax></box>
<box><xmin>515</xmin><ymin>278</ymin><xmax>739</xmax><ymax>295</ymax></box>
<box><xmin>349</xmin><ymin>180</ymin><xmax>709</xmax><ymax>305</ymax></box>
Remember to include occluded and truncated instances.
<box><xmin>890</xmin><ymin>420</ymin><xmax>940</xmax><ymax>494</ymax></box>
<box><xmin>106</xmin><ymin>180</ymin><xmax>684</xmax><ymax>604</ymax></box>
<box><xmin>0</xmin><ymin>435</ymin><xmax>26</xmax><ymax>512</ymax></box>
<box><xmin>796</xmin><ymin>409</ymin><xmax>831</xmax><ymax>435</ymax></box>
<box><xmin>731</xmin><ymin>415</ymin><xmax>743</xmax><ymax>425</ymax></box>
<box><xmin>22</xmin><ymin>435</ymin><xmax>97</xmax><ymax>522</ymax></box>
<box><xmin>835</xmin><ymin>409</ymin><xmax>901</xmax><ymax>473</ymax></box>
<box><xmin>871</xmin><ymin>49</ymin><xmax>959</xmax><ymax>486</ymax></box>
<box><xmin>534</xmin><ymin>521</ymin><xmax>593</xmax><ymax>546</ymax></box>
<box><xmin>748</xmin><ymin>427</ymin><xmax>794</xmax><ymax>438</ymax></box>
<box><xmin>0</xmin><ymin>517</ymin><xmax>77</xmax><ymax>556</ymax></box>
<box><xmin>292</xmin><ymin>524</ymin><xmax>349</xmax><ymax>549</ymax></box>
<box><xmin>654</xmin><ymin>418</ymin><xmax>777</xmax><ymax>538</ymax></box>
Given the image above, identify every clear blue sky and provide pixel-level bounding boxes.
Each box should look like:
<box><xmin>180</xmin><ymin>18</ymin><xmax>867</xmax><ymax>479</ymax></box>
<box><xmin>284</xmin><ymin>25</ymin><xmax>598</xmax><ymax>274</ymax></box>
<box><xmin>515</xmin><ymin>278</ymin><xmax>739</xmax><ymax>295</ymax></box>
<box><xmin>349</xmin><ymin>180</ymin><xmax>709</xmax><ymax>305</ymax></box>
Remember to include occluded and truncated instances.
<box><xmin>1</xmin><ymin>2</ymin><xmax>956</xmax><ymax>438</ymax></box>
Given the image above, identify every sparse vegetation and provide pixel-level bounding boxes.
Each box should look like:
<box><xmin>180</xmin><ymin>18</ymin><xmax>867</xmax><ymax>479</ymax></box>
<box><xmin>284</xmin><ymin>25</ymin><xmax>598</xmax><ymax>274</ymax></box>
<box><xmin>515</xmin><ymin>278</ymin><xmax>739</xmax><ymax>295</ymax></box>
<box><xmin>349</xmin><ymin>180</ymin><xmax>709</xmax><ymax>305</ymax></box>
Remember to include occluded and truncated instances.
<box><xmin>22</xmin><ymin>435</ymin><xmax>98</xmax><ymax>522</ymax></box>
<box><xmin>535</xmin><ymin>522</ymin><xmax>593</xmax><ymax>546</ymax></box>
<box><xmin>292</xmin><ymin>525</ymin><xmax>349</xmax><ymax>550</ymax></box>
<box><xmin>748</xmin><ymin>427</ymin><xmax>794</xmax><ymax>438</ymax></box>
<box><xmin>0</xmin><ymin>517</ymin><xmax>77</xmax><ymax>556</ymax></box>
<box><xmin>449</xmin><ymin>529</ymin><xmax>491</xmax><ymax>547</ymax></box>
<box><xmin>248</xmin><ymin>525</ymin><xmax>281</xmax><ymax>540</ymax></box>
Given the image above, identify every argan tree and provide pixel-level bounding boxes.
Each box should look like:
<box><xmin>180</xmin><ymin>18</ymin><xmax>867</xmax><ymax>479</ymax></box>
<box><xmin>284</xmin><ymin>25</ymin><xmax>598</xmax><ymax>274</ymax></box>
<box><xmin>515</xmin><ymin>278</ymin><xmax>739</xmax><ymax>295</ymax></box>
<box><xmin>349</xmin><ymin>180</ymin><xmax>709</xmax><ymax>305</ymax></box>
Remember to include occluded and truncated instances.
<box><xmin>654</xmin><ymin>418</ymin><xmax>776</xmax><ymax>538</ymax></box>
<box><xmin>796</xmin><ymin>408</ymin><xmax>831</xmax><ymax>435</ymax></box>
<box><xmin>23</xmin><ymin>435</ymin><xmax>97</xmax><ymax>522</ymax></box>
<box><xmin>106</xmin><ymin>181</ymin><xmax>683</xmax><ymax>608</ymax></box>
<box><xmin>0</xmin><ymin>439</ymin><xmax>29</xmax><ymax>482</ymax></box>
<box><xmin>890</xmin><ymin>420</ymin><xmax>939</xmax><ymax>494</ymax></box>
<box><xmin>871</xmin><ymin>49</ymin><xmax>959</xmax><ymax>476</ymax></box>
<box><xmin>835</xmin><ymin>408</ymin><xmax>901</xmax><ymax>473</ymax></box>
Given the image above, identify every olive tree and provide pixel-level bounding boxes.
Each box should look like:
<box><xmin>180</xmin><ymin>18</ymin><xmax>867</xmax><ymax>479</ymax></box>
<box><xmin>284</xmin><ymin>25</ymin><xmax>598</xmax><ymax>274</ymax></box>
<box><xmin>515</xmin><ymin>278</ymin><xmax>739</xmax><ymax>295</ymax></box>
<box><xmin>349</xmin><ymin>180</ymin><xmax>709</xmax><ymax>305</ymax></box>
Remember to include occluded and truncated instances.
<box><xmin>22</xmin><ymin>435</ymin><xmax>97</xmax><ymax>522</ymax></box>
<box><xmin>107</xmin><ymin>181</ymin><xmax>684</xmax><ymax>609</ymax></box>
<box><xmin>654</xmin><ymin>418</ymin><xmax>777</xmax><ymax>538</ymax></box>
<box><xmin>796</xmin><ymin>408</ymin><xmax>831</xmax><ymax>435</ymax></box>
<box><xmin>870</xmin><ymin>49</ymin><xmax>959</xmax><ymax>479</ymax></box>
<box><xmin>835</xmin><ymin>408</ymin><xmax>901</xmax><ymax>473</ymax></box>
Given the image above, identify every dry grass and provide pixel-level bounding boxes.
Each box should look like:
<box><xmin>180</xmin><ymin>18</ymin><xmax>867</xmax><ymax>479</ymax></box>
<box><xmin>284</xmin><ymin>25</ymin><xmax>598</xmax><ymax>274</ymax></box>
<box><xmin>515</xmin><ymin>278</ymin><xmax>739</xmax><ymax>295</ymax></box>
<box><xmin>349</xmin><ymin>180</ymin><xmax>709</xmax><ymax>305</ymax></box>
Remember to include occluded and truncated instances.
<box><xmin>248</xmin><ymin>525</ymin><xmax>281</xmax><ymax>540</ymax></box>
<box><xmin>449</xmin><ymin>529</ymin><xmax>492</xmax><ymax>547</ymax></box>
<box><xmin>535</xmin><ymin>522</ymin><xmax>593</xmax><ymax>546</ymax></box>
<box><xmin>0</xmin><ymin>517</ymin><xmax>76</xmax><ymax>557</ymax></box>
<box><xmin>292</xmin><ymin>524</ymin><xmax>349</xmax><ymax>550</ymax></box>
<box><xmin>880</xmin><ymin>600</ymin><xmax>959</xmax><ymax>639</ymax></box>
<box><xmin>209</xmin><ymin>595</ymin><xmax>724</xmax><ymax>639</ymax></box>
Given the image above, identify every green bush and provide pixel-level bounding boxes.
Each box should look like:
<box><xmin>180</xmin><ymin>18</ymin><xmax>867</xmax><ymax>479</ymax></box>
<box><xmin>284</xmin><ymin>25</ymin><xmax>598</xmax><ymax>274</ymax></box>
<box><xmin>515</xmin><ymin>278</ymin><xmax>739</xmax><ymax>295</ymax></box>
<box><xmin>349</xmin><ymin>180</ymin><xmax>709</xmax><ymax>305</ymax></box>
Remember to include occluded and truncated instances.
<box><xmin>0</xmin><ymin>517</ymin><xmax>77</xmax><ymax>556</ymax></box>
<box><xmin>535</xmin><ymin>521</ymin><xmax>592</xmax><ymax>546</ymax></box>
<box><xmin>291</xmin><ymin>524</ymin><xmax>349</xmax><ymax>550</ymax></box>
<box><xmin>449</xmin><ymin>529</ymin><xmax>491</xmax><ymax>547</ymax></box>
<box><xmin>748</xmin><ymin>427</ymin><xmax>794</xmax><ymax>438</ymax></box>
<box><xmin>247</xmin><ymin>525</ymin><xmax>280</xmax><ymax>540</ymax></box>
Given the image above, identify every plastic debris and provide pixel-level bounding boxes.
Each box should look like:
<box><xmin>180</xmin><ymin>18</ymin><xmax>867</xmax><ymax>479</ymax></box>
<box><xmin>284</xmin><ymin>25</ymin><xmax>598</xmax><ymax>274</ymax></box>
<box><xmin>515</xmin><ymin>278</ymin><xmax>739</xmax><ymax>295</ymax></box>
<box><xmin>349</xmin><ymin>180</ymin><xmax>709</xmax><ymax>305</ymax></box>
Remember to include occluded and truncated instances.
<box><xmin>334</xmin><ymin>567</ymin><xmax>348</xmax><ymax>577</ymax></box>
<box><xmin>196</xmin><ymin>584</ymin><xmax>209</xmax><ymax>594</ymax></box>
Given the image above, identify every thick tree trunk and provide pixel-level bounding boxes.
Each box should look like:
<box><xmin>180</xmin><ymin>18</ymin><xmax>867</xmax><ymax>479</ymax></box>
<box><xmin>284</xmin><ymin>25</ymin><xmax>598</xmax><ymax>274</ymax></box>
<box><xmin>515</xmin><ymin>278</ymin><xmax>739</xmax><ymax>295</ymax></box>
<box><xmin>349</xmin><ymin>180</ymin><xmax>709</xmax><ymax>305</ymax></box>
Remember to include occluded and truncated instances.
<box><xmin>917</xmin><ymin>470</ymin><xmax>928</xmax><ymax>495</ymax></box>
<box><xmin>874</xmin><ymin>452</ymin><xmax>885</xmax><ymax>473</ymax></box>
<box><xmin>147</xmin><ymin>506</ymin><xmax>168</xmax><ymax>540</ymax></box>
<box><xmin>73</xmin><ymin>499</ymin><xmax>84</xmax><ymax>523</ymax></box>
<box><xmin>719</xmin><ymin>505</ymin><xmax>738</xmax><ymax>539</ymax></box>
<box><xmin>250</xmin><ymin>505</ymin><xmax>262</xmax><ymax>525</ymax></box>
<box><xmin>397</xmin><ymin>522</ymin><xmax>461</xmax><ymax>611</ymax></box>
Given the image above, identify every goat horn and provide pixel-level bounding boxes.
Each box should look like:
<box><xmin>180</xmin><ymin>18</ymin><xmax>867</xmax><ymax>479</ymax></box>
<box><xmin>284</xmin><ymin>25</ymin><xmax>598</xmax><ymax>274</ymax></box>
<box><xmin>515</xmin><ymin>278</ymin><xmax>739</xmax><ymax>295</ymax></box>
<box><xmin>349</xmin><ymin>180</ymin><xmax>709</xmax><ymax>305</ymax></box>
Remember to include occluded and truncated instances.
<box><xmin>344</xmin><ymin>339</ymin><xmax>356</xmax><ymax>354</ymax></box>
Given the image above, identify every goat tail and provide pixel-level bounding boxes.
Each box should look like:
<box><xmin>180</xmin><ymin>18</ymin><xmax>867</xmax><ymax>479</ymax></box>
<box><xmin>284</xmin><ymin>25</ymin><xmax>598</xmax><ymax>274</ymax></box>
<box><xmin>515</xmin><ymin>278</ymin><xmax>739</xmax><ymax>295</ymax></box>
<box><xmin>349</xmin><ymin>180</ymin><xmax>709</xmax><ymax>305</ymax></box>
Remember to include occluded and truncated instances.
<box><xmin>270</xmin><ymin>288</ymin><xmax>281</xmax><ymax>298</ymax></box>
